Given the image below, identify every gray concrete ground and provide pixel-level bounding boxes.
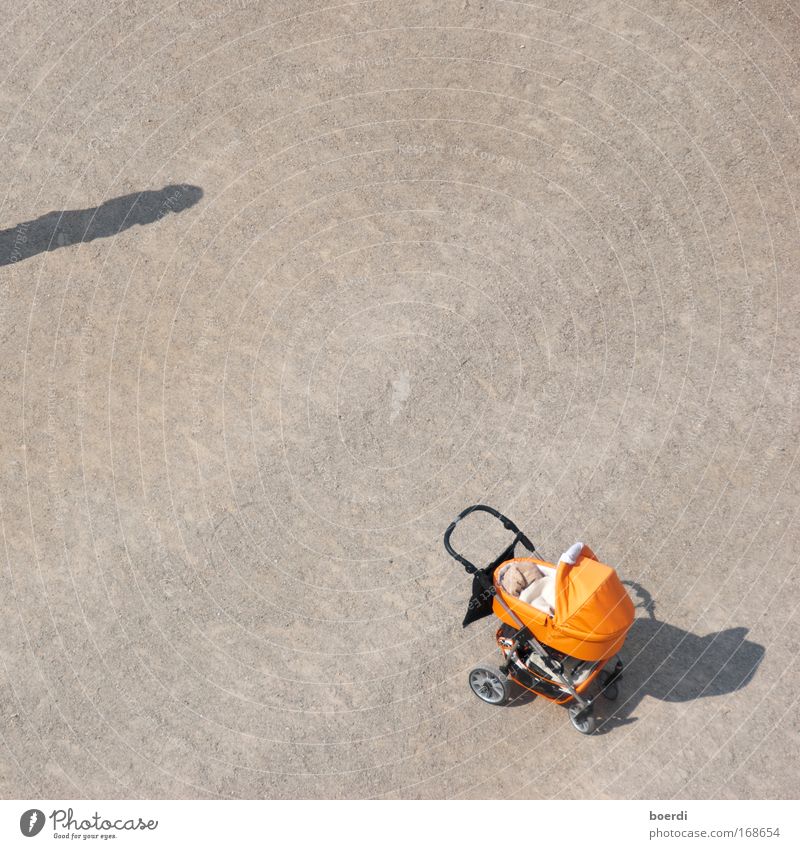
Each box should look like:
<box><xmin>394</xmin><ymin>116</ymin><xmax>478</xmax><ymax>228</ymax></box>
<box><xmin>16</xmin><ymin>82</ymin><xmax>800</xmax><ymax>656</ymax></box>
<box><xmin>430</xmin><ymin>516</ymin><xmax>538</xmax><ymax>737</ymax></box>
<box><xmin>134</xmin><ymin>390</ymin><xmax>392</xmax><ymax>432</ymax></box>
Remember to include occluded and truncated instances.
<box><xmin>1</xmin><ymin>0</ymin><xmax>799</xmax><ymax>799</ymax></box>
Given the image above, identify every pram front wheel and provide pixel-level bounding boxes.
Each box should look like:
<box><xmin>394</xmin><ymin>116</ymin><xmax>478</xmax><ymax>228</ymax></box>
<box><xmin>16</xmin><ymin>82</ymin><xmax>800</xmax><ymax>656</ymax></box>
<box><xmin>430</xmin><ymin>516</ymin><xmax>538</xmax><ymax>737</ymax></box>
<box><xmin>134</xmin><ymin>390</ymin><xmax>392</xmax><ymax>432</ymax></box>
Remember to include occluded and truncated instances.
<box><xmin>601</xmin><ymin>680</ymin><xmax>619</xmax><ymax>701</ymax></box>
<box><xmin>600</xmin><ymin>658</ymin><xmax>623</xmax><ymax>701</ymax></box>
<box><xmin>568</xmin><ymin>703</ymin><xmax>597</xmax><ymax>735</ymax></box>
<box><xmin>468</xmin><ymin>666</ymin><xmax>510</xmax><ymax>705</ymax></box>
<box><xmin>600</xmin><ymin>672</ymin><xmax>619</xmax><ymax>702</ymax></box>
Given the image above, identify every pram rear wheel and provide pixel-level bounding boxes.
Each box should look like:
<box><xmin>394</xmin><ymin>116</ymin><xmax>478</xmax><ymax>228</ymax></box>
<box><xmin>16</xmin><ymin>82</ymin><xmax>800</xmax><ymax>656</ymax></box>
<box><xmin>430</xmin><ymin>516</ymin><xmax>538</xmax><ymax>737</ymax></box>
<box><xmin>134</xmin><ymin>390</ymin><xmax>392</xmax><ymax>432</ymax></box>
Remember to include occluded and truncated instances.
<box><xmin>468</xmin><ymin>666</ymin><xmax>510</xmax><ymax>705</ymax></box>
<box><xmin>568</xmin><ymin>704</ymin><xmax>597</xmax><ymax>735</ymax></box>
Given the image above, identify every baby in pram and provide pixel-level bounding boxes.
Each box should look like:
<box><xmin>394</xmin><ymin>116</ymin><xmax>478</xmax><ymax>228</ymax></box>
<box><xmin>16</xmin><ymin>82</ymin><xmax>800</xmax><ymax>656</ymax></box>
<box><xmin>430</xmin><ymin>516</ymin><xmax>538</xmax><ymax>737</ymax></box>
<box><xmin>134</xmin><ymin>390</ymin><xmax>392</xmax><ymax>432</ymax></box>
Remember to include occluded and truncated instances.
<box><xmin>498</xmin><ymin>542</ymin><xmax>590</xmax><ymax>616</ymax></box>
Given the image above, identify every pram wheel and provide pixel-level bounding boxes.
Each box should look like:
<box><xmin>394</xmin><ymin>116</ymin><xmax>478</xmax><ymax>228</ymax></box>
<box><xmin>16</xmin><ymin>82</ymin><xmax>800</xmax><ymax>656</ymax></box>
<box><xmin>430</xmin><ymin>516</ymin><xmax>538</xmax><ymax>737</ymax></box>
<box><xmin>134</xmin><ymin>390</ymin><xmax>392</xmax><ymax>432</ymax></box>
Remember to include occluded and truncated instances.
<box><xmin>600</xmin><ymin>658</ymin><xmax>623</xmax><ymax>701</ymax></box>
<box><xmin>568</xmin><ymin>703</ymin><xmax>597</xmax><ymax>735</ymax></box>
<box><xmin>602</xmin><ymin>681</ymin><xmax>619</xmax><ymax>701</ymax></box>
<box><xmin>468</xmin><ymin>666</ymin><xmax>510</xmax><ymax>705</ymax></box>
<box><xmin>600</xmin><ymin>672</ymin><xmax>619</xmax><ymax>701</ymax></box>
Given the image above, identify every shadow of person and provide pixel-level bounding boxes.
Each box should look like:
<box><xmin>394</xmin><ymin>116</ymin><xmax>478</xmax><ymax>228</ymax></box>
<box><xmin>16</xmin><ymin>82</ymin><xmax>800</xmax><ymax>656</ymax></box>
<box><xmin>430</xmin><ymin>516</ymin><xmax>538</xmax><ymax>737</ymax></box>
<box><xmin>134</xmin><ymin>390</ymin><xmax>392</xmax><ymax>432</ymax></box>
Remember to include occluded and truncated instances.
<box><xmin>595</xmin><ymin>582</ymin><xmax>765</xmax><ymax>732</ymax></box>
<box><xmin>0</xmin><ymin>184</ymin><xmax>203</xmax><ymax>267</ymax></box>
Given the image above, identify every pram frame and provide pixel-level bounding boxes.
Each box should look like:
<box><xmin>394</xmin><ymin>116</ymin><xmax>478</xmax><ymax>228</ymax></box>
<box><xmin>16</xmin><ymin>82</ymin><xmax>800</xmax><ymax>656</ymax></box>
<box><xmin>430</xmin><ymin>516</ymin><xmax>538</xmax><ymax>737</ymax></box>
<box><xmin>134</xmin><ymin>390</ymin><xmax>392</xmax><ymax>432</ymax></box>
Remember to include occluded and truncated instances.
<box><xmin>444</xmin><ymin>504</ymin><xmax>622</xmax><ymax>717</ymax></box>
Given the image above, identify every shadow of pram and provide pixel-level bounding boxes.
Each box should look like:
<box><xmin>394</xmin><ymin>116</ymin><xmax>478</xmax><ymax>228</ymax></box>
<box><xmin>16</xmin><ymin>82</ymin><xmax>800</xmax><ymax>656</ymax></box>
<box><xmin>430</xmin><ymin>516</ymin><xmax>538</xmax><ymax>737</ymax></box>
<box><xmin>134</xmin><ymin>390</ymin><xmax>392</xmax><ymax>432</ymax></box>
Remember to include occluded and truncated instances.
<box><xmin>593</xmin><ymin>582</ymin><xmax>765</xmax><ymax>732</ymax></box>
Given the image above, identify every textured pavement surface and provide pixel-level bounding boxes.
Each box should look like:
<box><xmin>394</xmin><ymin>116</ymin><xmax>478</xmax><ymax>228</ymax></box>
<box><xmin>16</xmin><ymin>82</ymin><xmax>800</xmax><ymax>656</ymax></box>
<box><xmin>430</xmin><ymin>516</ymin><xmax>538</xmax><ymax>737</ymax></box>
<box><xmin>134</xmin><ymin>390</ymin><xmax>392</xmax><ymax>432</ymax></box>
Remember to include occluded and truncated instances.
<box><xmin>1</xmin><ymin>0</ymin><xmax>799</xmax><ymax>799</ymax></box>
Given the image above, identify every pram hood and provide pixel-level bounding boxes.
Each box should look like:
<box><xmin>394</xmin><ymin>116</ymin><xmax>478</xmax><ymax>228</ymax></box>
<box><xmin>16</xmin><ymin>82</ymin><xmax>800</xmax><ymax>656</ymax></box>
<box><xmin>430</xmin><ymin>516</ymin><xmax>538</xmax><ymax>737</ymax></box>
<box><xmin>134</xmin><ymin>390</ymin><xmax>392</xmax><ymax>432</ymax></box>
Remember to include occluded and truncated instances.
<box><xmin>553</xmin><ymin>556</ymin><xmax>635</xmax><ymax>647</ymax></box>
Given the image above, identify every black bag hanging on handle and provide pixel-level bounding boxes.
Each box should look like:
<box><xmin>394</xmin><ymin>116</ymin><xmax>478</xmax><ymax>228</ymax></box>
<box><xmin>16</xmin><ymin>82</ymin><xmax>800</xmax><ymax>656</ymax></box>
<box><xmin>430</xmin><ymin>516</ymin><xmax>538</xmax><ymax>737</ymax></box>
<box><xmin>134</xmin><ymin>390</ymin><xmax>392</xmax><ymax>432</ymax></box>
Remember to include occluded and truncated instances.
<box><xmin>442</xmin><ymin>504</ymin><xmax>536</xmax><ymax>627</ymax></box>
<box><xmin>461</xmin><ymin>541</ymin><xmax>517</xmax><ymax>627</ymax></box>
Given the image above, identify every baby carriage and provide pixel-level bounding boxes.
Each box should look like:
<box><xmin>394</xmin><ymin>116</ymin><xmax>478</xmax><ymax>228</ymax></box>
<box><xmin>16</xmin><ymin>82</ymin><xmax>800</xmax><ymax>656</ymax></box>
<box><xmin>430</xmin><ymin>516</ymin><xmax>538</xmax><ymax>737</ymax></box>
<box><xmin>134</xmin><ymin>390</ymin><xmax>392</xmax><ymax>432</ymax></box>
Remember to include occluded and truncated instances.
<box><xmin>444</xmin><ymin>504</ymin><xmax>635</xmax><ymax>734</ymax></box>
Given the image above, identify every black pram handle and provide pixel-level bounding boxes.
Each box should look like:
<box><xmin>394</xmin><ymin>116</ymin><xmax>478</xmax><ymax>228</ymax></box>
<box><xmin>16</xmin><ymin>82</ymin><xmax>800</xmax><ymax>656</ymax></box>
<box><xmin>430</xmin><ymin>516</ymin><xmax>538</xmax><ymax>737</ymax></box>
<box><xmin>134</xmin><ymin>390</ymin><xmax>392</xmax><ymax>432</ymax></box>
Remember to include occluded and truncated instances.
<box><xmin>443</xmin><ymin>504</ymin><xmax>535</xmax><ymax>575</ymax></box>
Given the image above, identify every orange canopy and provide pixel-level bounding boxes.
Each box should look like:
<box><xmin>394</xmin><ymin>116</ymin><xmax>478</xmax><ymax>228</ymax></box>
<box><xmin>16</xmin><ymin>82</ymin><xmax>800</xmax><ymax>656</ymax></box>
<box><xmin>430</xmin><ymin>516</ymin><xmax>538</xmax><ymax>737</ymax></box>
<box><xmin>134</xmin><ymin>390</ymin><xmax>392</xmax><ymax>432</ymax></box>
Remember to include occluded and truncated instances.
<box><xmin>552</xmin><ymin>556</ymin><xmax>635</xmax><ymax>660</ymax></box>
<box><xmin>493</xmin><ymin>555</ymin><xmax>635</xmax><ymax>661</ymax></box>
